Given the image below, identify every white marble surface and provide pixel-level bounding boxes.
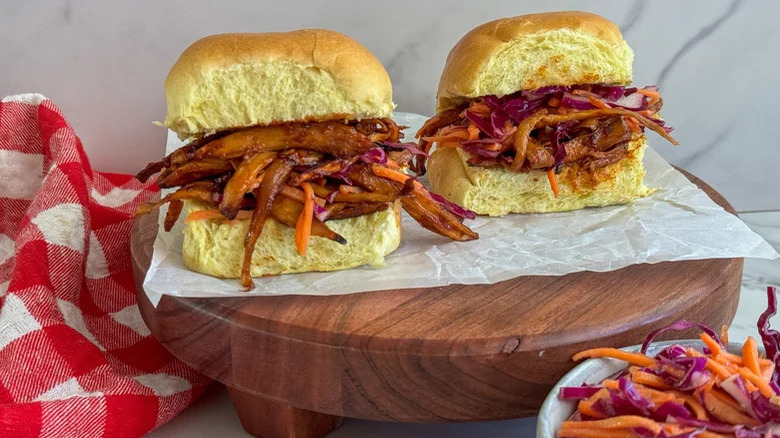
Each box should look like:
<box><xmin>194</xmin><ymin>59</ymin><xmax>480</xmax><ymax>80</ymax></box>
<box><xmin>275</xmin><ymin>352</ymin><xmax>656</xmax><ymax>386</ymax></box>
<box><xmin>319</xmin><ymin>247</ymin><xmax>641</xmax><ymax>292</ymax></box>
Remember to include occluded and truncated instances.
<box><xmin>2</xmin><ymin>2</ymin><xmax>777</xmax><ymax>435</ymax></box>
<box><xmin>1</xmin><ymin>0</ymin><xmax>778</xmax><ymax>210</ymax></box>
<box><xmin>146</xmin><ymin>211</ymin><xmax>780</xmax><ymax>438</ymax></box>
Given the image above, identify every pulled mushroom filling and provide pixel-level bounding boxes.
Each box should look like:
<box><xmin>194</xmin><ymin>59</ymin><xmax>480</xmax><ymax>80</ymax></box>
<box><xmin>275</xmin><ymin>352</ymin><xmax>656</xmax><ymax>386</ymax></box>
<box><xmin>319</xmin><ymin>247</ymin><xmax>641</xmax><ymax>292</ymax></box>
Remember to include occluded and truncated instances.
<box><xmin>416</xmin><ymin>85</ymin><xmax>678</xmax><ymax>196</ymax></box>
<box><xmin>135</xmin><ymin>118</ymin><xmax>478</xmax><ymax>288</ymax></box>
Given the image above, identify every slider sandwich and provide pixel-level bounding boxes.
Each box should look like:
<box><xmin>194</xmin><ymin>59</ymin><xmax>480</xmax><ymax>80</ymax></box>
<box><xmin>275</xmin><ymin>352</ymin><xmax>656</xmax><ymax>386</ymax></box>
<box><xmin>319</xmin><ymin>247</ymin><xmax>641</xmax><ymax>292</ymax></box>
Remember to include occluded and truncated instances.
<box><xmin>135</xmin><ymin>30</ymin><xmax>477</xmax><ymax>288</ymax></box>
<box><xmin>417</xmin><ymin>12</ymin><xmax>678</xmax><ymax>216</ymax></box>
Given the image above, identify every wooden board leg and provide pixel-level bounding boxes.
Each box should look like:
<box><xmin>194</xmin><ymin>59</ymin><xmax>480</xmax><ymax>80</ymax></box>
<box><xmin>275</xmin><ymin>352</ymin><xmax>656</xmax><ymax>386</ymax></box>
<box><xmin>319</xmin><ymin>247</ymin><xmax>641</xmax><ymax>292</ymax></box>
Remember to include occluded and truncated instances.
<box><xmin>227</xmin><ymin>386</ymin><xmax>343</xmax><ymax>438</ymax></box>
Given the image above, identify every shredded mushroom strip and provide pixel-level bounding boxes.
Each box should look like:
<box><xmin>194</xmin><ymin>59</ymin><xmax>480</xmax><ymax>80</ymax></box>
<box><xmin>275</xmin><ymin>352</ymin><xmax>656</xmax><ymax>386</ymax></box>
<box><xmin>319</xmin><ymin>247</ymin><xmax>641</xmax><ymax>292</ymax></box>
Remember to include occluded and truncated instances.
<box><xmin>241</xmin><ymin>157</ymin><xmax>294</xmax><ymax>288</ymax></box>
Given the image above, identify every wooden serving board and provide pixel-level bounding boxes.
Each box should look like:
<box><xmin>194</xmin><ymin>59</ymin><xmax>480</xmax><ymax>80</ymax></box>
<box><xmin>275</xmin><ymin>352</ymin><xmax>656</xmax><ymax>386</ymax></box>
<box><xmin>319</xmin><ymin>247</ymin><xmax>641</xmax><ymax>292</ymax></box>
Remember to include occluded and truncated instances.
<box><xmin>132</xmin><ymin>170</ymin><xmax>742</xmax><ymax>438</ymax></box>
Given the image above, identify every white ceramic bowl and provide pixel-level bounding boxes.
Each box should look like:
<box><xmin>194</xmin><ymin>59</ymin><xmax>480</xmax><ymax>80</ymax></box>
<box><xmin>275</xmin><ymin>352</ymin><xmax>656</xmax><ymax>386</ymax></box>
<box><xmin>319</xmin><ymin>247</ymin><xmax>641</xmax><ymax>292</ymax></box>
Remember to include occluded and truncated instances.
<box><xmin>536</xmin><ymin>340</ymin><xmax>746</xmax><ymax>438</ymax></box>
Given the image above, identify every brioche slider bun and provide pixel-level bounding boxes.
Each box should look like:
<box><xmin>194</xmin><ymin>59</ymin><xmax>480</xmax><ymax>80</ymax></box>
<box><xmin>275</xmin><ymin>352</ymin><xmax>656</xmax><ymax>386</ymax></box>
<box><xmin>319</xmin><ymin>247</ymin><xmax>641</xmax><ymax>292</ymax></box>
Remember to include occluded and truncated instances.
<box><xmin>163</xmin><ymin>30</ymin><xmax>395</xmax><ymax>140</ymax></box>
<box><xmin>436</xmin><ymin>12</ymin><xmax>633</xmax><ymax>112</ymax></box>
<box><xmin>182</xmin><ymin>200</ymin><xmax>402</xmax><ymax>278</ymax></box>
<box><xmin>162</xmin><ymin>31</ymin><xmax>402</xmax><ymax>278</ymax></box>
<box><xmin>427</xmin><ymin>12</ymin><xmax>653</xmax><ymax>217</ymax></box>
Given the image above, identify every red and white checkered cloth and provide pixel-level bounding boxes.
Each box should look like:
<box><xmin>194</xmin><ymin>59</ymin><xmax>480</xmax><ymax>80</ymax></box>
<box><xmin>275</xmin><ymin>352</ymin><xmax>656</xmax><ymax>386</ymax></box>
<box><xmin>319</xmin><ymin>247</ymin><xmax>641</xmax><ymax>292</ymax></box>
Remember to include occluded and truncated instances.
<box><xmin>0</xmin><ymin>94</ymin><xmax>211</xmax><ymax>437</ymax></box>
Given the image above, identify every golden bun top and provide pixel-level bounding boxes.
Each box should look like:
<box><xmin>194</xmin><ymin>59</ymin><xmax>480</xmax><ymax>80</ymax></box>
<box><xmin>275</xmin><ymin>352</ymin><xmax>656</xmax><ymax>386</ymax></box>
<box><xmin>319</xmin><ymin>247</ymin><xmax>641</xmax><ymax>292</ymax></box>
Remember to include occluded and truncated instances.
<box><xmin>163</xmin><ymin>30</ymin><xmax>395</xmax><ymax>139</ymax></box>
<box><xmin>436</xmin><ymin>11</ymin><xmax>634</xmax><ymax>111</ymax></box>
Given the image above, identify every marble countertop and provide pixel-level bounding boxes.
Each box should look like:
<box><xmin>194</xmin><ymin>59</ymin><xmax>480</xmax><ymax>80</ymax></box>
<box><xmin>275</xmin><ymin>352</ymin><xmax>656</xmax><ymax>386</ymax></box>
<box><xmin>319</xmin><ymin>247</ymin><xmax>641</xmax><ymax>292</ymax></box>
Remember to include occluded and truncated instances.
<box><xmin>146</xmin><ymin>210</ymin><xmax>780</xmax><ymax>438</ymax></box>
<box><xmin>2</xmin><ymin>1</ymin><xmax>779</xmax><ymax>212</ymax></box>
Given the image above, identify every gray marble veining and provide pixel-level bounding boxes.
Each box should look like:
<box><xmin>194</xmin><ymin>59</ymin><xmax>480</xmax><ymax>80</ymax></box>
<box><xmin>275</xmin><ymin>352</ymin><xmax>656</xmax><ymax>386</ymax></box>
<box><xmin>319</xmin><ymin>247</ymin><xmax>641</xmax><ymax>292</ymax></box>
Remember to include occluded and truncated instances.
<box><xmin>618</xmin><ymin>1</ymin><xmax>646</xmax><ymax>36</ymax></box>
<box><xmin>655</xmin><ymin>0</ymin><xmax>743</xmax><ymax>88</ymax></box>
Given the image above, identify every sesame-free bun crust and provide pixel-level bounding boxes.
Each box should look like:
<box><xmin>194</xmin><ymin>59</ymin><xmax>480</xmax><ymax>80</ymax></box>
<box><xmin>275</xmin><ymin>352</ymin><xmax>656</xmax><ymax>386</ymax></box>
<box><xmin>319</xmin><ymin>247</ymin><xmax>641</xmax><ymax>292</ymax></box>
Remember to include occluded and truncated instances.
<box><xmin>181</xmin><ymin>200</ymin><xmax>402</xmax><ymax>278</ymax></box>
<box><xmin>436</xmin><ymin>11</ymin><xmax>633</xmax><ymax>111</ymax></box>
<box><xmin>426</xmin><ymin>136</ymin><xmax>651</xmax><ymax>217</ymax></box>
<box><xmin>163</xmin><ymin>30</ymin><xmax>395</xmax><ymax>139</ymax></box>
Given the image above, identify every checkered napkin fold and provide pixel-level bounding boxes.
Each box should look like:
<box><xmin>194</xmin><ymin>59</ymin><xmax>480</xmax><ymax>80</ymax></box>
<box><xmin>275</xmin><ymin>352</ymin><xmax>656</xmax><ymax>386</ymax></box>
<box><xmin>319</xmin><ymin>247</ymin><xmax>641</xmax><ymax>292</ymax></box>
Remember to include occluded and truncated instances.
<box><xmin>0</xmin><ymin>94</ymin><xmax>211</xmax><ymax>437</ymax></box>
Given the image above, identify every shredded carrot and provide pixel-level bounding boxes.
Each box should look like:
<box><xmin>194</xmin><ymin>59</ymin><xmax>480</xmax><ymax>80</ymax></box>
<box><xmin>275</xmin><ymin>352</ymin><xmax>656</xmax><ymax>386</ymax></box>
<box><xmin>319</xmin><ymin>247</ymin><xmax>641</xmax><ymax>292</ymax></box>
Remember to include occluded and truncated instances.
<box><xmin>686</xmin><ymin>348</ymin><xmax>732</xmax><ymax>380</ymax></box>
<box><xmin>371</xmin><ymin>164</ymin><xmax>412</xmax><ymax>185</ymax></box>
<box><xmin>709</xmin><ymin>387</ymin><xmax>747</xmax><ymax>412</ymax></box>
<box><xmin>503</xmin><ymin>120</ymin><xmax>514</xmax><ymax>133</ymax></box>
<box><xmin>385</xmin><ymin>158</ymin><xmax>402</xmax><ymax>170</ymax></box>
<box><xmin>636</xmin><ymin>88</ymin><xmax>662</xmax><ymax>104</ymax></box>
<box><xmin>468</xmin><ymin>101</ymin><xmax>492</xmax><ymax>115</ymax></box>
<box><xmin>558</xmin><ymin>428</ymin><xmax>635</xmax><ymax>438</ymax></box>
<box><xmin>661</xmin><ymin>364</ymin><xmax>686</xmax><ymax>380</ymax></box>
<box><xmin>674</xmin><ymin>392</ymin><xmax>709</xmax><ymax>420</ymax></box>
<box><xmin>548</xmin><ymin>97</ymin><xmax>561</xmax><ymax>108</ymax></box>
<box><xmin>467</xmin><ymin>122</ymin><xmax>480</xmax><ymax>140</ymax></box>
<box><xmin>586</xmin><ymin>95</ymin><xmax>611</xmax><ymax>110</ymax></box>
<box><xmin>743</xmin><ymin>337</ymin><xmax>762</xmax><ymax>377</ymax></box>
<box><xmin>185</xmin><ymin>209</ymin><xmax>252</xmax><ymax>224</ymax></box>
<box><xmin>572</xmin><ymin>348</ymin><xmax>655</xmax><ymax>367</ymax></box>
<box><xmin>547</xmin><ymin>169</ymin><xmax>560</xmax><ymax>197</ymax></box>
<box><xmin>576</xmin><ymin>402</ymin><xmax>605</xmax><ymax>420</ymax></box>
<box><xmin>601</xmin><ymin>379</ymin><xmax>619</xmax><ymax>390</ymax></box>
<box><xmin>707</xmin><ymin>358</ymin><xmax>733</xmax><ymax>380</ymax></box>
<box><xmin>701</xmin><ymin>388</ymin><xmax>761</xmax><ymax>426</ymax></box>
<box><xmin>744</xmin><ymin>379</ymin><xmax>759</xmax><ymax>393</ymax></box>
<box><xmin>663</xmin><ymin>425</ymin><xmax>687</xmax><ymax>435</ymax></box>
<box><xmin>560</xmin><ymin>416</ymin><xmax>662</xmax><ymax>434</ymax></box>
<box><xmin>604</xmin><ymin>380</ymin><xmax>678</xmax><ymax>405</ymax></box>
<box><xmin>294</xmin><ymin>182</ymin><xmax>314</xmax><ymax>257</ymax></box>
<box><xmin>577</xmin><ymin>388</ymin><xmax>608</xmax><ymax>419</ymax></box>
<box><xmin>697</xmin><ymin>432</ymin><xmax>734</xmax><ymax>438</ymax></box>
<box><xmin>721</xmin><ymin>325</ymin><xmax>730</xmax><ymax>345</ymax></box>
<box><xmin>701</xmin><ymin>333</ymin><xmax>723</xmax><ymax>356</ymax></box>
<box><xmin>739</xmin><ymin>368</ymin><xmax>776</xmax><ymax>398</ymax></box>
<box><xmin>630</xmin><ymin>369</ymin><xmax>672</xmax><ymax>390</ymax></box>
<box><xmin>423</xmin><ymin>126</ymin><xmax>471</xmax><ymax>144</ymax></box>
<box><xmin>760</xmin><ymin>360</ymin><xmax>776</xmax><ymax>382</ymax></box>
<box><xmin>571</xmin><ymin>89</ymin><xmax>600</xmax><ymax>99</ymax></box>
<box><xmin>583</xmin><ymin>95</ymin><xmax>641</xmax><ymax>133</ymax></box>
<box><xmin>185</xmin><ymin>209</ymin><xmax>225</xmax><ymax>223</ymax></box>
<box><xmin>716</xmin><ymin>351</ymin><xmax>744</xmax><ymax>366</ymax></box>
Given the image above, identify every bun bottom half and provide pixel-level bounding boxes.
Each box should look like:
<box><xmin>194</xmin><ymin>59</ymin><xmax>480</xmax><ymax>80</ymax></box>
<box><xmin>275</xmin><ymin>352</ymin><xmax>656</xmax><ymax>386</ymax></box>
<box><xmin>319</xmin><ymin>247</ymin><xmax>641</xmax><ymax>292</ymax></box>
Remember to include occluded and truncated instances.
<box><xmin>427</xmin><ymin>136</ymin><xmax>651</xmax><ymax>217</ymax></box>
<box><xmin>181</xmin><ymin>200</ymin><xmax>402</xmax><ymax>278</ymax></box>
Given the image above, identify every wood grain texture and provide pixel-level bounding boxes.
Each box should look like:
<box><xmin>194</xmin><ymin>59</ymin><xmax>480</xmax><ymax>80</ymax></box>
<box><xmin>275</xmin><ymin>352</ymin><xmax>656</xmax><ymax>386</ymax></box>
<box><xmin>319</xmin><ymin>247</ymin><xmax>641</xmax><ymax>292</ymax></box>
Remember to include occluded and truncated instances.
<box><xmin>133</xmin><ymin>170</ymin><xmax>742</xmax><ymax>424</ymax></box>
<box><xmin>228</xmin><ymin>387</ymin><xmax>342</xmax><ymax>438</ymax></box>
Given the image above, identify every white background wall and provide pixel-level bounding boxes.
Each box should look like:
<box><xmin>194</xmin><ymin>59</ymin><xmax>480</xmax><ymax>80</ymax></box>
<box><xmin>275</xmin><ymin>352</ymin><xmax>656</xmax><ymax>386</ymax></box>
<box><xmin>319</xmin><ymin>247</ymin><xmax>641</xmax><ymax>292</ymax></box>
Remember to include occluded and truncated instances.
<box><xmin>2</xmin><ymin>0</ymin><xmax>778</xmax><ymax>210</ymax></box>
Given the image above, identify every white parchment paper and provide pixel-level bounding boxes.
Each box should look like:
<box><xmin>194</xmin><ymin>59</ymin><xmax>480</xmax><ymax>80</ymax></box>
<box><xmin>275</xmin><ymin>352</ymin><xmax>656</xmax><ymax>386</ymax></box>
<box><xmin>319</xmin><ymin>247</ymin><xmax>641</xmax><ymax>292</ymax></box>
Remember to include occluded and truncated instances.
<box><xmin>144</xmin><ymin>113</ymin><xmax>779</xmax><ymax>305</ymax></box>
